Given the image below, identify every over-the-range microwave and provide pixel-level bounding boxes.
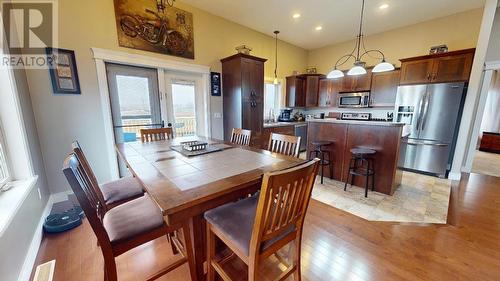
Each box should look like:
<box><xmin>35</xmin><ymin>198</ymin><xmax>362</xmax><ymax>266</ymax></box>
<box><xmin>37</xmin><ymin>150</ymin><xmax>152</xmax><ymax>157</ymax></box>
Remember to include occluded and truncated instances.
<box><xmin>337</xmin><ymin>92</ymin><xmax>370</xmax><ymax>108</ymax></box>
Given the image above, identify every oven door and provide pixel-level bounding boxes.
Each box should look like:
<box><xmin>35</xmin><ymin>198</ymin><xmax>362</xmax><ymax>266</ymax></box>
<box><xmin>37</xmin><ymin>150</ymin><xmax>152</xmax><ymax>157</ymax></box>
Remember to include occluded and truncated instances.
<box><xmin>338</xmin><ymin>94</ymin><xmax>368</xmax><ymax>108</ymax></box>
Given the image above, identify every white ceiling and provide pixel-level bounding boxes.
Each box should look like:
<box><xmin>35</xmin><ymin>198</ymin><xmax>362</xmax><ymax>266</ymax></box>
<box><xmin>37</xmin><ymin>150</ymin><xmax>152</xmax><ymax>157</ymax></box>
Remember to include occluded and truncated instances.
<box><xmin>182</xmin><ymin>0</ymin><xmax>485</xmax><ymax>50</ymax></box>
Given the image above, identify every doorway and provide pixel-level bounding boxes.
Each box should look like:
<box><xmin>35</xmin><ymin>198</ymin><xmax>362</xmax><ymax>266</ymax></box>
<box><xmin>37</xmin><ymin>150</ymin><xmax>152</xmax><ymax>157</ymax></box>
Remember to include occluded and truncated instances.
<box><xmin>106</xmin><ymin>63</ymin><xmax>162</xmax><ymax>175</ymax></box>
<box><xmin>164</xmin><ymin>72</ymin><xmax>208</xmax><ymax>137</ymax></box>
<box><xmin>470</xmin><ymin>70</ymin><xmax>500</xmax><ymax>177</ymax></box>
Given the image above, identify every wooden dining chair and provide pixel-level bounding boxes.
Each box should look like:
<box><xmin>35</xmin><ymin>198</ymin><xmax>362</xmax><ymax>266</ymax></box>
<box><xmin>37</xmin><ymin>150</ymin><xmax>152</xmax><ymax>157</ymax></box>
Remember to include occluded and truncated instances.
<box><xmin>230</xmin><ymin>128</ymin><xmax>252</xmax><ymax>146</ymax></box>
<box><xmin>72</xmin><ymin>141</ymin><xmax>144</xmax><ymax>210</ymax></box>
<box><xmin>268</xmin><ymin>133</ymin><xmax>301</xmax><ymax>158</ymax></box>
<box><xmin>140</xmin><ymin>127</ymin><xmax>174</xmax><ymax>142</ymax></box>
<box><xmin>63</xmin><ymin>153</ymin><xmax>197</xmax><ymax>281</ymax></box>
<box><xmin>205</xmin><ymin>158</ymin><xmax>320</xmax><ymax>281</ymax></box>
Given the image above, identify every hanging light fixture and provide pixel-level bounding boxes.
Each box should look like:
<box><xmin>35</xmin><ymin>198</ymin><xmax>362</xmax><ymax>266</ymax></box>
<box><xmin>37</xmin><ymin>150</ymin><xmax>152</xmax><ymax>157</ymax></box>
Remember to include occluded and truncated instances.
<box><xmin>327</xmin><ymin>0</ymin><xmax>394</xmax><ymax>79</ymax></box>
<box><xmin>273</xmin><ymin>30</ymin><xmax>280</xmax><ymax>85</ymax></box>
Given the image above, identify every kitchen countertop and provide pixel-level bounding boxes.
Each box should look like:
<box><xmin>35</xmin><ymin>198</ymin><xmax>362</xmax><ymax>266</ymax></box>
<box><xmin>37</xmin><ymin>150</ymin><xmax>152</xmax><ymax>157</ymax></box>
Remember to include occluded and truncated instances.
<box><xmin>263</xmin><ymin>121</ymin><xmax>307</xmax><ymax>128</ymax></box>
<box><xmin>307</xmin><ymin>118</ymin><xmax>405</xmax><ymax>127</ymax></box>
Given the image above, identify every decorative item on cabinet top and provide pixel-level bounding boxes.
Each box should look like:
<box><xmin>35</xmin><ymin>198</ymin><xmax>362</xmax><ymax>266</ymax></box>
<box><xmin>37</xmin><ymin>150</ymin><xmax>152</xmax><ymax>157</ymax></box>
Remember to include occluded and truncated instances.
<box><xmin>113</xmin><ymin>0</ymin><xmax>194</xmax><ymax>59</ymax></box>
<box><xmin>235</xmin><ymin>45</ymin><xmax>252</xmax><ymax>55</ymax></box>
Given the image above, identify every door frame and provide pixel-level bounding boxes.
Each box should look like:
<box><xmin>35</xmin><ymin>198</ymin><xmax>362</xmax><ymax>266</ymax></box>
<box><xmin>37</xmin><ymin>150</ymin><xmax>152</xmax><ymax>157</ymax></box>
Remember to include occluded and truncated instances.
<box><xmin>92</xmin><ymin>47</ymin><xmax>211</xmax><ymax>179</ymax></box>
<box><xmin>164</xmin><ymin>71</ymin><xmax>209</xmax><ymax>137</ymax></box>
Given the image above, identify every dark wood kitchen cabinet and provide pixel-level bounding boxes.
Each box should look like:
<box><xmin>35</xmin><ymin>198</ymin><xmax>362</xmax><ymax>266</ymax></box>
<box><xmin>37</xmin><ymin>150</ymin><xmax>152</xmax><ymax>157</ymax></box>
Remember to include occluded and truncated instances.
<box><xmin>340</xmin><ymin>68</ymin><xmax>372</xmax><ymax>92</ymax></box>
<box><xmin>370</xmin><ymin>69</ymin><xmax>401</xmax><ymax>107</ymax></box>
<box><xmin>286</xmin><ymin>74</ymin><xmax>325</xmax><ymax>108</ymax></box>
<box><xmin>318</xmin><ymin>78</ymin><xmax>341</xmax><ymax>107</ymax></box>
<box><xmin>221</xmin><ymin>53</ymin><xmax>266</xmax><ymax>146</ymax></box>
<box><xmin>285</xmin><ymin>76</ymin><xmax>305</xmax><ymax>107</ymax></box>
<box><xmin>400</xmin><ymin>48</ymin><xmax>474</xmax><ymax>85</ymax></box>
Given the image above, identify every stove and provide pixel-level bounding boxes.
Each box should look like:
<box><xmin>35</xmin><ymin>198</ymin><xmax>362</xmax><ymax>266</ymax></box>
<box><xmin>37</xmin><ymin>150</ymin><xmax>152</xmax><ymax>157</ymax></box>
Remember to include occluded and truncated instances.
<box><xmin>341</xmin><ymin>112</ymin><xmax>389</xmax><ymax>122</ymax></box>
<box><xmin>340</xmin><ymin>112</ymin><xmax>371</xmax><ymax>121</ymax></box>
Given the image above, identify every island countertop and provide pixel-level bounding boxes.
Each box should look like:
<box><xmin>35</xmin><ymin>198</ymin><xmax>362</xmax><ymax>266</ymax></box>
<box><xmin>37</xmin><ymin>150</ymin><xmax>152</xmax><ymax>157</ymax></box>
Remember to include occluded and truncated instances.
<box><xmin>307</xmin><ymin>118</ymin><xmax>405</xmax><ymax>127</ymax></box>
<box><xmin>307</xmin><ymin>120</ymin><xmax>404</xmax><ymax>195</ymax></box>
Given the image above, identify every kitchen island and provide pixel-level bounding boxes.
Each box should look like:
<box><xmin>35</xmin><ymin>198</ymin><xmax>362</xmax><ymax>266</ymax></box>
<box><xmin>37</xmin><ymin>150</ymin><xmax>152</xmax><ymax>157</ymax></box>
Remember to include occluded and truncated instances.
<box><xmin>307</xmin><ymin>119</ymin><xmax>405</xmax><ymax>195</ymax></box>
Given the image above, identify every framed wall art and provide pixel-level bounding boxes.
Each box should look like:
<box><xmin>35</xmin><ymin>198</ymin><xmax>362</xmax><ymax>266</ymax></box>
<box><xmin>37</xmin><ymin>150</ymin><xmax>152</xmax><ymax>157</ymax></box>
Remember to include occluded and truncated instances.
<box><xmin>210</xmin><ymin>72</ymin><xmax>221</xmax><ymax>96</ymax></box>
<box><xmin>113</xmin><ymin>0</ymin><xmax>194</xmax><ymax>59</ymax></box>
<box><xmin>46</xmin><ymin>48</ymin><xmax>81</xmax><ymax>95</ymax></box>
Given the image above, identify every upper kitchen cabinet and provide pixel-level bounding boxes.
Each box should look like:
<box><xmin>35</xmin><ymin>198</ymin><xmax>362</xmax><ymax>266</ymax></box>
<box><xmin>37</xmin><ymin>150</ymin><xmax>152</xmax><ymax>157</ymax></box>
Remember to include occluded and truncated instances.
<box><xmin>400</xmin><ymin>48</ymin><xmax>475</xmax><ymax>85</ymax></box>
<box><xmin>285</xmin><ymin>74</ymin><xmax>325</xmax><ymax>108</ymax></box>
<box><xmin>319</xmin><ymin>78</ymin><xmax>341</xmax><ymax>107</ymax></box>
<box><xmin>221</xmin><ymin>53</ymin><xmax>266</xmax><ymax>145</ymax></box>
<box><xmin>285</xmin><ymin>76</ymin><xmax>305</xmax><ymax>107</ymax></box>
<box><xmin>340</xmin><ymin>68</ymin><xmax>372</xmax><ymax>92</ymax></box>
<box><xmin>370</xmin><ymin>69</ymin><xmax>401</xmax><ymax>107</ymax></box>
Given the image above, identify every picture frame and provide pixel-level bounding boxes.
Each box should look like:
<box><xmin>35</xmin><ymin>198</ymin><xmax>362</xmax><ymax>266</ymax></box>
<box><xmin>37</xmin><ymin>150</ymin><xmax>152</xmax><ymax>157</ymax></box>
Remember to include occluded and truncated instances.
<box><xmin>210</xmin><ymin>72</ymin><xmax>221</xmax><ymax>96</ymax></box>
<box><xmin>46</xmin><ymin>48</ymin><xmax>81</xmax><ymax>95</ymax></box>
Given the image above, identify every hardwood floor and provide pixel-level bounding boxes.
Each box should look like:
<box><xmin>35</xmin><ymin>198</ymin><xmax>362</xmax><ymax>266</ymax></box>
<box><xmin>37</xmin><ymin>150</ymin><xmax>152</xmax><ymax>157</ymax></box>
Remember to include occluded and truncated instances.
<box><xmin>30</xmin><ymin>173</ymin><xmax>500</xmax><ymax>281</ymax></box>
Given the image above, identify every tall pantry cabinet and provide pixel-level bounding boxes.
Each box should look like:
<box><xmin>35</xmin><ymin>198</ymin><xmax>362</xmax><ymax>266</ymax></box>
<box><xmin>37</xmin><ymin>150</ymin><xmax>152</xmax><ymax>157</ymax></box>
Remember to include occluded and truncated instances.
<box><xmin>221</xmin><ymin>54</ymin><xmax>267</xmax><ymax>146</ymax></box>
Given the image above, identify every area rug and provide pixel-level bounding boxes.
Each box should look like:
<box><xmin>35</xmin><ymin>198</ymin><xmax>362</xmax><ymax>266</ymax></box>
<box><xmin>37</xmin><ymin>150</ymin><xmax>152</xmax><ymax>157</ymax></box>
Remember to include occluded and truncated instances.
<box><xmin>311</xmin><ymin>171</ymin><xmax>452</xmax><ymax>224</ymax></box>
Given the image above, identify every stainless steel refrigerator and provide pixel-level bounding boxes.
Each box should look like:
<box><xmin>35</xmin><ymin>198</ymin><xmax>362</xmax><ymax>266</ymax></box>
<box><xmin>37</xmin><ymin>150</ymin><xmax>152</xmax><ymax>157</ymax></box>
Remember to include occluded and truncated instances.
<box><xmin>394</xmin><ymin>82</ymin><xmax>467</xmax><ymax>178</ymax></box>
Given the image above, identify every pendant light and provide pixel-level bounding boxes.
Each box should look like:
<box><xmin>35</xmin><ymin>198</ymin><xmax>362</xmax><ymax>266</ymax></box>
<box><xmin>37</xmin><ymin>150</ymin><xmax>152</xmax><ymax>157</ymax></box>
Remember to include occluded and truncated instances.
<box><xmin>327</xmin><ymin>0</ymin><xmax>394</xmax><ymax>79</ymax></box>
<box><xmin>273</xmin><ymin>30</ymin><xmax>280</xmax><ymax>85</ymax></box>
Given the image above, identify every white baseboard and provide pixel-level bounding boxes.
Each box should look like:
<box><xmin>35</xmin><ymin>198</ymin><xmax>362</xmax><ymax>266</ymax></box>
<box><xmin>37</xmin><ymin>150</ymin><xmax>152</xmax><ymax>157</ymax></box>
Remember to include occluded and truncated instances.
<box><xmin>448</xmin><ymin>172</ymin><xmax>462</xmax><ymax>181</ymax></box>
<box><xmin>17</xmin><ymin>190</ymin><xmax>73</xmax><ymax>281</ymax></box>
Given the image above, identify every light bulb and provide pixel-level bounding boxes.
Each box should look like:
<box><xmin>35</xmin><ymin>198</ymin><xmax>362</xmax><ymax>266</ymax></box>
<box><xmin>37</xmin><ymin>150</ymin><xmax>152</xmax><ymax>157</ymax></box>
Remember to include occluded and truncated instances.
<box><xmin>273</xmin><ymin>77</ymin><xmax>279</xmax><ymax>85</ymax></box>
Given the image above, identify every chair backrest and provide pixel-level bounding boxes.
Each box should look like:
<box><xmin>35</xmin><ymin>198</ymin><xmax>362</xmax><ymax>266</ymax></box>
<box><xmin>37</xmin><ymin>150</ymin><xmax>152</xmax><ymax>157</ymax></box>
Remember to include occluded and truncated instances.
<box><xmin>230</xmin><ymin>128</ymin><xmax>252</xmax><ymax>146</ymax></box>
<box><xmin>267</xmin><ymin>133</ymin><xmax>301</xmax><ymax>158</ymax></box>
<box><xmin>140</xmin><ymin>127</ymin><xmax>174</xmax><ymax>142</ymax></box>
<box><xmin>71</xmin><ymin>141</ymin><xmax>107</xmax><ymax>211</ymax></box>
<box><xmin>250</xmin><ymin>159</ymin><xmax>319</xmax><ymax>255</ymax></box>
<box><xmin>62</xmin><ymin>153</ymin><xmax>112</xmax><ymax>251</ymax></box>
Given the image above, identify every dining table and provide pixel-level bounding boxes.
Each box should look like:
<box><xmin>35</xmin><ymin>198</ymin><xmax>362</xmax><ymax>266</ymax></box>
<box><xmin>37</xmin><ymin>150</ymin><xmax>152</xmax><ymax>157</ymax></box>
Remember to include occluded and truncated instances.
<box><xmin>115</xmin><ymin>136</ymin><xmax>306</xmax><ymax>281</ymax></box>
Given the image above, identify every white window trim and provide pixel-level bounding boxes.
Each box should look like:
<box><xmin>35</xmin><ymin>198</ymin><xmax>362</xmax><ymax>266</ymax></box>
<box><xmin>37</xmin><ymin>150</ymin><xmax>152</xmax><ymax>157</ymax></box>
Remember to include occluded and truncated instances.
<box><xmin>0</xmin><ymin>123</ymin><xmax>11</xmax><ymax>190</ymax></box>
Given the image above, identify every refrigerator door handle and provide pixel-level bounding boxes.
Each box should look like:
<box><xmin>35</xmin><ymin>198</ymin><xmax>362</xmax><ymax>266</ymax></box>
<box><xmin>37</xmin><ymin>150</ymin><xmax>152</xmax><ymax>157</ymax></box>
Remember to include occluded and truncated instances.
<box><xmin>415</xmin><ymin>93</ymin><xmax>425</xmax><ymax>131</ymax></box>
<box><xmin>421</xmin><ymin>92</ymin><xmax>431</xmax><ymax>131</ymax></box>
<box><xmin>403</xmin><ymin>140</ymin><xmax>449</xmax><ymax>147</ymax></box>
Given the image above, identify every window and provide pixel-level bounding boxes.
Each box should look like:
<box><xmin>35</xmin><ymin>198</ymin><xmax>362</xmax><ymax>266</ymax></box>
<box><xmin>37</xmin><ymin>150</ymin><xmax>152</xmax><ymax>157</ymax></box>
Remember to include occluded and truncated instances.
<box><xmin>0</xmin><ymin>124</ymin><xmax>10</xmax><ymax>189</ymax></box>
<box><xmin>264</xmin><ymin>82</ymin><xmax>281</xmax><ymax>122</ymax></box>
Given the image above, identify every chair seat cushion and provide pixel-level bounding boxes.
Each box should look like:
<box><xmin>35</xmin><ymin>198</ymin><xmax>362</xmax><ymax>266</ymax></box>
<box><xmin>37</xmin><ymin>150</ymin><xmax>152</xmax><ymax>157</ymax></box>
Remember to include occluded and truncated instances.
<box><xmin>103</xmin><ymin>194</ymin><xmax>164</xmax><ymax>244</ymax></box>
<box><xmin>204</xmin><ymin>195</ymin><xmax>295</xmax><ymax>256</ymax></box>
<box><xmin>100</xmin><ymin>176</ymin><xmax>144</xmax><ymax>204</ymax></box>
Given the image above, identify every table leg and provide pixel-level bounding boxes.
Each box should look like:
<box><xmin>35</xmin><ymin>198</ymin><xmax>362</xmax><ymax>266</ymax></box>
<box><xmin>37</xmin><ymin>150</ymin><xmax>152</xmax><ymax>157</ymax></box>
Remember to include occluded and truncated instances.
<box><xmin>191</xmin><ymin>214</ymin><xmax>207</xmax><ymax>281</ymax></box>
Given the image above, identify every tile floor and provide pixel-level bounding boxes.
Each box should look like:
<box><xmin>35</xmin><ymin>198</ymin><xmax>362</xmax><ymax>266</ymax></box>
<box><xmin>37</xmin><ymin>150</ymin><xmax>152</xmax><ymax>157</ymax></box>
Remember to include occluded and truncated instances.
<box><xmin>472</xmin><ymin>150</ymin><xmax>500</xmax><ymax>178</ymax></box>
<box><xmin>311</xmin><ymin>171</ymin><xmax>452</xmax><ymax>224</ymax></box>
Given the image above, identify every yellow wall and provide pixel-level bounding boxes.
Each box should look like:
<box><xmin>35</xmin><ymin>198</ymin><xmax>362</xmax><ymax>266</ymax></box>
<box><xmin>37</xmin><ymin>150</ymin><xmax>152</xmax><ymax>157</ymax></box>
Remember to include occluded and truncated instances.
<box><xmin>25</xmin><ymin>0</ymin><xmax>308</xmax><ymax>193</ymax></box>
<box><xmin>308</xmin><ymin>8</ymin><xmax>483</xmax><ymax>74</ymax></box>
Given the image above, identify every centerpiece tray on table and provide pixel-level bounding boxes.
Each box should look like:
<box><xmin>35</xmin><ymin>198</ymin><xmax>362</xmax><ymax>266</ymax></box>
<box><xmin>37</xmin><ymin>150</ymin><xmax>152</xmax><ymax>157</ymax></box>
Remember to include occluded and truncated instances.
<box><xmin>170</xmin><ymin>141</ymin><xmax>232</xmax><ymax>157</ymax></box>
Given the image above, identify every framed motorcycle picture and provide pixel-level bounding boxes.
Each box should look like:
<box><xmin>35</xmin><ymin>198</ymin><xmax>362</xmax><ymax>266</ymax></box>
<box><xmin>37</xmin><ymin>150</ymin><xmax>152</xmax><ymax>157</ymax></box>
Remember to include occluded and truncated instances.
<box><xmin>45</xmin><ymin>48</ymin><xmax>81</xmax><ymax>95</ymax></box>
<box><xmin>113</xmin><ymin>0</ymin><xmax>194</xmax><ymax>59</ymax></box>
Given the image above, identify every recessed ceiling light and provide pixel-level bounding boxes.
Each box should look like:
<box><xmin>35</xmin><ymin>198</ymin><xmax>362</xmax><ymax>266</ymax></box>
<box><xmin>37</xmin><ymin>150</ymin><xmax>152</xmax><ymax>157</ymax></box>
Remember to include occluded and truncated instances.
<box><xmin>379</xmin><ymin>3</ymin><xmax>389</xmax><ymax>10</ymax></box>
<box><xmin>315</xmin><ymin>26</ymin><xmax>323</xmax><ymax>31</ymax></box>
<box><xmin>292</xmin><ymin>13</ymin><xmax>301</xmax><ymax>19</ymax></box>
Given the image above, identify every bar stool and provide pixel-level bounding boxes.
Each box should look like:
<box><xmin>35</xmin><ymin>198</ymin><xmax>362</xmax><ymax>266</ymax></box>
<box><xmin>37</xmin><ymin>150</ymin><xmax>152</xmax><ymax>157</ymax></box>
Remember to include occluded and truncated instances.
<box><xmin>344</xmin><ymin>147</ymin><xmax>376</xmax><ymax>197</ymax></box>
<box><xmin>309</xmin><ymin>140</ymin><xmax>334</xmax><ymax>184</ymax></box>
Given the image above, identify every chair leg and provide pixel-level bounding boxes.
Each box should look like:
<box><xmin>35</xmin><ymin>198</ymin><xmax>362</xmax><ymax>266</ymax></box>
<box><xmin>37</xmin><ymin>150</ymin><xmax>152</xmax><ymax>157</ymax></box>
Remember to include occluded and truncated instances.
<box><xmin>328</xmin><ymin>152</ymin><xmax>334</xmax><ymax>180</ymax></box>
<box><xmin>371</xmin><ymin>160</ymin><xmax>375</xmax><ymax>191</ymax></box>
<box><xmin>103</xmin><ymin>257</ymin><xmax>117</xmax><ymax>281</ymax></box>
<box><xmin>320</xmin><ymin>152</ymin><xmax>325</xmax><ymax>184</ymax></box>
<box><xmin>206</xmin><ymin>224</ymin><xmax>215</xmax><ymax>281</ymax></box>
<box><xmin>293</xmin><ymin>237</ymin><xmax>302</xmax><ymax>281</ymax></box>
<box><xmin>344</xmin><ymin>158</ymin><xmax>353</xmax><ymax>191</ymax></box>
<box><xmin>183</xmin><ymin>224</ymin><xmax>198</xmax><ymax>281</ymax></box>
<box><xmin>248</xmin><ymin>258</ymin><xmax>259</xmax><ymax>281</ymax></box>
